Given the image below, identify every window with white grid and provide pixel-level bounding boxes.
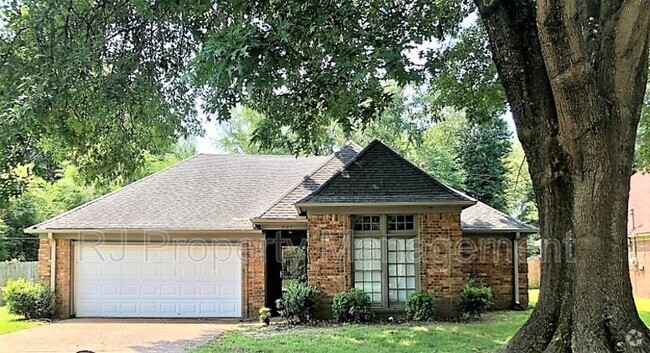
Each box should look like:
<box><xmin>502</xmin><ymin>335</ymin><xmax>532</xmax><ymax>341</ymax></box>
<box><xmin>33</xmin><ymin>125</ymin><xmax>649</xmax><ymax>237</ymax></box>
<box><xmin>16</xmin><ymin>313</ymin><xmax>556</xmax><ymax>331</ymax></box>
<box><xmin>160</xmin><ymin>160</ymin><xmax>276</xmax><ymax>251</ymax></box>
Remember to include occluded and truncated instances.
<box><xmin>353</xmin><ymin>238</ymin><xmax>383</xmax><ymax>304</ymax></box>
<box><xmin>387</xmin><ymin>238</ymin><xmax>417</xmax><ymax>305</ymax></box>
<box><xmin>352</xmin><ymin>215</ymin><xmax>417</xmax><ymax>308</ymax></box>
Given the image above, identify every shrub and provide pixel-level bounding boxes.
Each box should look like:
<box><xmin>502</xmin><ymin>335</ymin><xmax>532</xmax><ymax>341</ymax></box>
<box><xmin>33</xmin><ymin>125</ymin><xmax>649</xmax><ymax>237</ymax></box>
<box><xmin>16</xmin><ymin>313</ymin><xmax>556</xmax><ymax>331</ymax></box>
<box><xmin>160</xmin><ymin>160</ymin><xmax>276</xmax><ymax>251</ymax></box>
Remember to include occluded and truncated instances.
<box><xmin>2</xmin><ymin>278</ymin><xmax>54</xmax><ymax>320</ymax></box>
<box><xmin>405</xmin><ymin>291</ymin><xmax>436</xmax><ymax>321</ymax></box>
<box><xmin>332</xmin><ymin>288</ymin><xmax>374</xmax><ymax>323</ymax></box>
<box><xmin>275</xmin><ymin>281</ymin><xmax>316</xmax><ymax>324</ymax></box>
<box><xmin>456</xmin><ymin>282</ymin><xmax>493</xmax><ymax>319</ymax></box>
<box><xmin>258</xmin><ymin>307</ymin><xmax>271</xmax><ymax>325</ymax></box>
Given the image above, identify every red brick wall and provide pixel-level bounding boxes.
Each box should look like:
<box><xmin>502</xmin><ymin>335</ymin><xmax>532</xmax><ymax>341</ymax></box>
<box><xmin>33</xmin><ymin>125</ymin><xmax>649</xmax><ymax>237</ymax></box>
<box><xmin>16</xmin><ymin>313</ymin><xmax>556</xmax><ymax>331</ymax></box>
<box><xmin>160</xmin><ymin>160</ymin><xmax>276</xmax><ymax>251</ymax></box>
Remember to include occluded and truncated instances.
<box><xmin>307</xmin><ymin>214</ymin><xmax>352</xmax><ymax>317</ymax></box>
<box><xmin>242</xmin><ymin>239</ymin><xmax>265</xmax><ymax>318</ymax></box>
<box><xmin>37</xmin><ymin>238</ymin><xmax>51</xmax><ymax>286</ymax></box>
<box><xmin>418</xmin><ymin>212</ymin><xmax>465</xmax><ymax>314</ymax></box>
<box><xmin>460</xmin><ymin>235</ymin><xmax>529</xmax><ymax>309</ymax></box>
<box><xmin>630</xmin><ymin>238</ymin><xmax>650</xmax><ymax>298</ymax></box>
<box><xmin>37</xmin><ymin>238</ymin><xmax>72</xmax><ymax>318</ymax></box>
<box><xmin>306</xmin><ymin>212</ymin><xmax>527</xmax><ymax>317</ymax></box>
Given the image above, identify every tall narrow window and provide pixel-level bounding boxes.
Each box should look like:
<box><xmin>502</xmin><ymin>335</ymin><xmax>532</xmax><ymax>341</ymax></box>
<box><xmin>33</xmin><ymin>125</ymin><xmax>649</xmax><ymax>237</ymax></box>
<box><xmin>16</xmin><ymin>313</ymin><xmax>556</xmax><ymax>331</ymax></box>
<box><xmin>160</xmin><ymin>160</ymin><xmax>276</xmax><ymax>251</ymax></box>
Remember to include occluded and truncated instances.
<box><xmin>352</xmin><ymin>215</ymin><xmax>417</xmax><ymax>308</ymax></box>
<box><xmin>387</xmin><ymin>238</ymin><xmax>417</xmax><ymax>304</ymax></box>
<box><xmin>353</xmin><ymin>238</ymin><xmax>383</xmax><ymax>304</ymax></box>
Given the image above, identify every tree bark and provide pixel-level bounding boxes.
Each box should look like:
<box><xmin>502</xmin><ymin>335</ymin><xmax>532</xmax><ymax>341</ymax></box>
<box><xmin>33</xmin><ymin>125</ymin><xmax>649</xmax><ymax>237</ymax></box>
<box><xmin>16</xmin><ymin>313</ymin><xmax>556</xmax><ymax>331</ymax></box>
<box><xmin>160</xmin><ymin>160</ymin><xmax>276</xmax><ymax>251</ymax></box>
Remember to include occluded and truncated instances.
<box><xmin>474</xmin><ymin>0</ymin><xmax>650</xmax><ymax>352</ymax></box>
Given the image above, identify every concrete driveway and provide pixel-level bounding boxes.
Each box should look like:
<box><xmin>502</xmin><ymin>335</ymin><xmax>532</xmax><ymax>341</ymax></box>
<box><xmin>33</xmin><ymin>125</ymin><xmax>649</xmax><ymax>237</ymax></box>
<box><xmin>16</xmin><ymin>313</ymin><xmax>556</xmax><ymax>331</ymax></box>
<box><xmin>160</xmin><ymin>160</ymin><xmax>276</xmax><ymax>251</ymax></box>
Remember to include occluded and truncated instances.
<box><xmin>0</xmin><ymin>318</ymin><xmax>237</xmax><ymax>353</ymax></box>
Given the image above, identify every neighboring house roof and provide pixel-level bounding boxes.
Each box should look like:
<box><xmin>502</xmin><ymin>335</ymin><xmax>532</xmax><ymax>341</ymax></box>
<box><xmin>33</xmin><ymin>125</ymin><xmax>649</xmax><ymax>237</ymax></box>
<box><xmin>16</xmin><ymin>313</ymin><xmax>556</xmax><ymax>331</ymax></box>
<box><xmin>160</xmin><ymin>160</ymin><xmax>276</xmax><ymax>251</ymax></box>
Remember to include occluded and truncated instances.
<box><xmin>298</xmin><ymin>140</ymin><xmax>474</xmax><ymax>204</ymax></box>
<box><xmin>30</xmin><ymin>154</ymin><xmax>329</xmax><ymax>231</ymax></box>
<box><xmin>28</xmin><ymin>140</ymin><xmax>536</xmax><ymax>233</ymax></box>
<box><xmin>629</xmin><ymin>172</ymin><xmax>650</xmax><ymax>236</ymax></box>
<box><xmin>462</xmin><ymin>201</ymin><xmax>538</xmax><ymax>233</ymax></box>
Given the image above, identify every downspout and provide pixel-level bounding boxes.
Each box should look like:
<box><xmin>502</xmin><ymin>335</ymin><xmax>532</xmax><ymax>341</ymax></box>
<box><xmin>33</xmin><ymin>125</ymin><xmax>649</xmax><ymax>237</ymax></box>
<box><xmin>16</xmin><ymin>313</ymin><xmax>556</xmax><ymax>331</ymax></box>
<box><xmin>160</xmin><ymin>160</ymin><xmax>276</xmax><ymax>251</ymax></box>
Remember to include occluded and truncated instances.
<box><xmin>48</xmin><ymin>232</ymin><xmax>56</xmax><ymax>292</ymax></box>
<box><xmin>513</xmin><ymin>232</ymin><xmax>521</xmax><ymax>306</ymax></box>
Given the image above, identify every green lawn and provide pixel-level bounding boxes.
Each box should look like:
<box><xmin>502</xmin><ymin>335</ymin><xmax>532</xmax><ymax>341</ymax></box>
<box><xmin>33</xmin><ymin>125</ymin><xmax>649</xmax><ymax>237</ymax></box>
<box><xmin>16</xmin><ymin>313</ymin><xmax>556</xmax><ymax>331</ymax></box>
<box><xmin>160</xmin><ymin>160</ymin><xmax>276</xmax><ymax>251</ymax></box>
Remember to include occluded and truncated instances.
<box><xmin>193</xmin><ymin>311</ymin><xmax>530</xmax><ymax>353</ymax></box>
<box><xmin>529</xmin><ymin>289</ymin><xmax>650</xmax><ymax>323</ymax></box>
<box><xmin>0</xmin><ymin>306</ymin><xmax>42</xmax><ymax>335</ymax></box>
<box><xmin>192</xmin><ymin>291</ymin><xmax>650</xmax><ymax>353</ymax></box>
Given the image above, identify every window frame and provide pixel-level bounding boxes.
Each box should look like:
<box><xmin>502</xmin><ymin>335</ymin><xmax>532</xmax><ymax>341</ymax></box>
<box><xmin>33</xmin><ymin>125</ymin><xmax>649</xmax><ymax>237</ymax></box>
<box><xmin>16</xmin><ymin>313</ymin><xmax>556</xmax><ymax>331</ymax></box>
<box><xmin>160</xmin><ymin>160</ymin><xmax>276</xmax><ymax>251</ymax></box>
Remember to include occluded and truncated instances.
<box><xmin>351</xmin><ymin>214</ymin><xmax>419</xmax><ymax>309</ymax></box>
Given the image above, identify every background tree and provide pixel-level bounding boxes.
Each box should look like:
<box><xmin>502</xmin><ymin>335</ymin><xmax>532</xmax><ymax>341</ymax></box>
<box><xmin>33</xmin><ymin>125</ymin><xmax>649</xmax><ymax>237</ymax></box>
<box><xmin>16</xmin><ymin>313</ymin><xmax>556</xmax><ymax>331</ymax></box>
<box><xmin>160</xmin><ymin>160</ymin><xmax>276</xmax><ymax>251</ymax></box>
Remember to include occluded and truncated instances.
<box><xmin>636</xmin><ymin>86</ymin><xmax>650</xmax><ymax>170</ymax></box>
<box><xmin>0</xmin><ymin>195</ymin><xmax>40</xmax><ymax>261</ymax></box>
<box><xmin>0</xmin><ymin>0</ymin><xmax>203</xmax><ymax>205</ymax></box>
<box><xmin>457</xmin><ymin>117</ymin><xmax>512</xmax><ymax>211</ymax></box>
<box><xmin>0</xmin><ymin>141</ymin><xmax>196</xmax><ymax>261</ymax></box>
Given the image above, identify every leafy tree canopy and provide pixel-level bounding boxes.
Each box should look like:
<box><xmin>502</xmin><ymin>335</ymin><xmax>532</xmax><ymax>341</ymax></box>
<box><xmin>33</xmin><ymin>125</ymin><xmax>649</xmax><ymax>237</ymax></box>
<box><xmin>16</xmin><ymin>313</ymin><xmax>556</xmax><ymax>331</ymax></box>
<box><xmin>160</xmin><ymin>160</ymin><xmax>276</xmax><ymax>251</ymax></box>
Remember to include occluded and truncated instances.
<box><xmin>457</xmin><ymin>116</ymin><xmax>511</xmax><ymax>211</ymax></box>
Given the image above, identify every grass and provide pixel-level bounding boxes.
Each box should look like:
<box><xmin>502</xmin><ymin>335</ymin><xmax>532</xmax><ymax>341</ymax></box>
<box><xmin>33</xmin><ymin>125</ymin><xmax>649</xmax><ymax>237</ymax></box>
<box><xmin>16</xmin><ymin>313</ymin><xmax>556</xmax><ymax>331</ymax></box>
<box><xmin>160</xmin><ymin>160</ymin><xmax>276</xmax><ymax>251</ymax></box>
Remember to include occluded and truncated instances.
<box><xmin>192</xmin><ymin>291</ymin><xmax>650</xmax><ymax>353</ymax></box>
<box><xmin>0</xmin><ymin>306</ymin><xmax>42</xmax><ymax>335</ymax></box>
<box><xmin>192</xmin><ymin>311</ymin><xmax>530</xmax><ymax>353</ymax></box>
<box><xmin>529</xmin><ymin>289</ymin><xmax>650</xmax><ymax>324</ymax></box>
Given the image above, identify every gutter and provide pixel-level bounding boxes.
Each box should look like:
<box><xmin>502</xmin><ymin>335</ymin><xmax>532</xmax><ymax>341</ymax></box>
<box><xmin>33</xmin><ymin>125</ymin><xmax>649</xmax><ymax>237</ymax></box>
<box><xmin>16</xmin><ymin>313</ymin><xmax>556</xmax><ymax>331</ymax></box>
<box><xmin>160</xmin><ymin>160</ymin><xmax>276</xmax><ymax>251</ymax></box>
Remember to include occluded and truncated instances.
<box><xmin>513</xmin><ymin>232</ymin><xmax>520</xmax><ymax>306</ymax></box>
<box><xmin>48</xmin><ymin>232</ymin><xmax>56</xmax><ymax>292</ymax></box>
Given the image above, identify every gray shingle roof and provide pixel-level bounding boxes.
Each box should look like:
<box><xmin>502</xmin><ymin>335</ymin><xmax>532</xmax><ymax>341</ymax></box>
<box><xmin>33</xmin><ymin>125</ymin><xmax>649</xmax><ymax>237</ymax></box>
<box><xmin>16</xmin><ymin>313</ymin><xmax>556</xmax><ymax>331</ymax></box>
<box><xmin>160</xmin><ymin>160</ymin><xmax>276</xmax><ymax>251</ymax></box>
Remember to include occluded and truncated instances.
<box><xmin>29</xmin><ymin>140</ymin><xmax>537</xmax><ymax>233</ymax></box>
<box><xmin>298</xmin><ymin>140</ymin><xmax>473</xmax><ymax>204</ymax></box>
<box><xmin>31</xmin><ymin>154</ymin><xmax>329</xmax><ymax>231</ymax></box>
<box><xmin>256</xmin><ymin>142</ymin><xmax>362</xmax><ymax>219</ymax></box>
<box><xmin>462</xmin><ymin>201</ymin><xmax>538</xmax><ymax>232</ymax></box>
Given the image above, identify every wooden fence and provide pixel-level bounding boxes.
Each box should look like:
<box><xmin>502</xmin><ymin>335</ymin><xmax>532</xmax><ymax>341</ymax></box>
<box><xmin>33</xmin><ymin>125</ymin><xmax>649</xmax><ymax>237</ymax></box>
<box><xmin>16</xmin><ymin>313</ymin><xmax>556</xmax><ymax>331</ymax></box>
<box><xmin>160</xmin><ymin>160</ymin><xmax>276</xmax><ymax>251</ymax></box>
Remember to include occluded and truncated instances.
<box><xmin>0</xmin><ymin>261</ymin><xmax>38</xmax><ymax>305</ymax></box>
<box><xmin>527</xmin><ymin>256</ymin><xmax>541</xmax><ymax>289</ymax></box>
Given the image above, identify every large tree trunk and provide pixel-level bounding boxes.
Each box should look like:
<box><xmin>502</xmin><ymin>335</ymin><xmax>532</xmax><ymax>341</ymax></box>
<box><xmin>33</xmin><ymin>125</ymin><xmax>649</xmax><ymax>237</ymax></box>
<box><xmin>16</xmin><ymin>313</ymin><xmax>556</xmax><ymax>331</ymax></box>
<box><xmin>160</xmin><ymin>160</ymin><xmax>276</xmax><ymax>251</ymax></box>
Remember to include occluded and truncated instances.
<box><xmin>474</xmin><ymin>0</ymin><xmax>650</xmax><ymax>352</ymax></box>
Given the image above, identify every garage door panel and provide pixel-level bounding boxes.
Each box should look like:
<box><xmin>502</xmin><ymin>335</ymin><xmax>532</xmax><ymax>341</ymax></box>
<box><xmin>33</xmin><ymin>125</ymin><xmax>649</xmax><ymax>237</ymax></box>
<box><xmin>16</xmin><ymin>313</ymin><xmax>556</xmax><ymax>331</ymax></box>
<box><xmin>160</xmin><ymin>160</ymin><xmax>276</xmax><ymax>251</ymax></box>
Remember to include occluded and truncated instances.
<box><xmin>74</xmin><ymin>243</ymin><xmax>242</xmax><ymax>318</ymax></box>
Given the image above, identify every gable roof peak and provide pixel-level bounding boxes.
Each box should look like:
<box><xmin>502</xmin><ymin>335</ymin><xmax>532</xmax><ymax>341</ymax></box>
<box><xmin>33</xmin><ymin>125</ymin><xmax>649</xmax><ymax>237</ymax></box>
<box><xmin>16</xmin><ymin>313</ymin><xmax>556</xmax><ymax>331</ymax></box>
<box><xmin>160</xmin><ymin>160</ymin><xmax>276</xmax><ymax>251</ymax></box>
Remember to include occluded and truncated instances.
<box><xmin>297</xmin><ymin>139</ymin><xmax>475</xmax><ymax>205</ymax></box>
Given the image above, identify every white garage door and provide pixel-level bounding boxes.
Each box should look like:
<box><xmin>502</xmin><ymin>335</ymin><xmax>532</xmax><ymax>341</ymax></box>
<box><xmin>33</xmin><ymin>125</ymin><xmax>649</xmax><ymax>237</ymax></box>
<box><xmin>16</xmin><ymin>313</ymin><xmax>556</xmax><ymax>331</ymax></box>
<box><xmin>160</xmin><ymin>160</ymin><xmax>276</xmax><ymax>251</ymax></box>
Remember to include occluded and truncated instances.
<box><xmin>74</xmin><ymin>243</ymin><xmax>241</xmax><ymax>318</ymax></box>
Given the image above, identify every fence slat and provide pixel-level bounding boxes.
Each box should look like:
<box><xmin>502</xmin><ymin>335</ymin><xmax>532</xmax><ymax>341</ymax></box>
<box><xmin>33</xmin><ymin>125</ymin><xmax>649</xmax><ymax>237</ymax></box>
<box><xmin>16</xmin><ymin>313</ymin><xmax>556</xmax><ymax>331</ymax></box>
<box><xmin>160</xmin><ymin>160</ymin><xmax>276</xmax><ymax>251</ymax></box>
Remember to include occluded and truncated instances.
<box><xmin>0</xmin><ymin>262</ymin><xmax>39</xmax><ymax>305</ymax></box>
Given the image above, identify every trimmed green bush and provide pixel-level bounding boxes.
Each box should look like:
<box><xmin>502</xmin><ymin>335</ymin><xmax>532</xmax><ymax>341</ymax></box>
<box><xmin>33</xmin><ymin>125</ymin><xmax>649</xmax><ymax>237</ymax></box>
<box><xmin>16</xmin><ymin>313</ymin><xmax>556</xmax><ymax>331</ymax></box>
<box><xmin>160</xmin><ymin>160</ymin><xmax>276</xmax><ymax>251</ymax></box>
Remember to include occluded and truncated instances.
<box><xmin>2</xmin><ymin>278</ymin><xmax>55</xmax><ymax>320</ymax></box>
<box><xmin>332</xmin><ymin>288</ymin><xmax>374</xmax><ymax>323</ymax></box>
<box><xmin>405</xmin><ymin>291</ymin><xmax>436</xmax><ymax>321</ymax></box>
<box><xmin>456</xmin><ymin>282</ymin><xmax>493</xmax><ymax>319</ymax></box>
<box><xmin>275</xmin><ymin>281</ymin><xmax>317</xmax><ymax>324</ymax></box>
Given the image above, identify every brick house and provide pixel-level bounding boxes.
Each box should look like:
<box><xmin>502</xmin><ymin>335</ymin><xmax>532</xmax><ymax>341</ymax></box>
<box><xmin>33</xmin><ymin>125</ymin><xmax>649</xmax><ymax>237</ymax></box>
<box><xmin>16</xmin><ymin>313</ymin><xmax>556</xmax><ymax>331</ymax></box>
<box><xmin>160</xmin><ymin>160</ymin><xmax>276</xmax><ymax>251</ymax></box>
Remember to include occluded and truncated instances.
<box><xmin>629</xmin><ymin>172</ymin><xmax>650</xmax><ymax>298</ymax></box>
<box><xmin>27</xmin><ymin>140</ymin><xmax>536</xmax><ymax>319</ymax></box>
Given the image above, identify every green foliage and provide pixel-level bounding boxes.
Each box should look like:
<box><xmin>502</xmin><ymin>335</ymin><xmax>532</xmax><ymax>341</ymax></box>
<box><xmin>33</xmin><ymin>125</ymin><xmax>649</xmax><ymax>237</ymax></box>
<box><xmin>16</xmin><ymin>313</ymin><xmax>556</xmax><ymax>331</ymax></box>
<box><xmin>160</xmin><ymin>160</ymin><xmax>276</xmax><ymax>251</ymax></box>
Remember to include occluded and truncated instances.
<box><xmin>331</xmin><ymin>288</ymin><xmax>374</xmax><ymax>323</ymax></box>
<box><xmin>0</xmin><ymin>143</ymin><xmax>194</xmax><ymax>261</ymax></box>
<box><xmin>636</xmin><ymin>82</ymin><xmax>650</xmax><ymax>170</ymax></box>
<box><xmin>456</xmin><ymin>282</ymin><xmax>493</xmax><ymax>319</ymax></box>
<box><xmin>0</xmin><ymin>0</ymin><xmax>203</xmax><ymax>204</ymax></box>
<box><xmin>527</xmin><ymin>233</ymin><xmax>541</xmax><ymax>257</ymax></box>
<box><xmin>191</xmin><ymin>2</ymin><xmax>470</xmax><ymax>155</ymax></box>
<box><xmin>2</xmin><ymin>278</ymin><xmax>55</xmax><ymax>320</ymax></box>
<box><xmin>258</xmin><ymin>307</ymin><xmax>271</xmax><ymax>325</ymax></box>
<box><xmin>412</xmin><ymin>112</ymin><xmax>466</xmax><ymax>189</ymax></box>
<box><xmin>275</xmin><ymin>281</ymin><xmax>317</xmax><ymax>325</ymax></box>
<box><xmin>457</xmin><ymin>117</ymin><xmax>512</xmax><ymax>212</ymax></box>
<box><xmin>0</xmin><ymin>195</ymin><xmax>41</xmax><ymax>261</ymax></box>
<box><xmin>404</xmin><ymin>291</ymin><xmax>436</xmax><ymax>321</ymax></box>
<box><xmin>505</xmin><ymin>141</ymin><xmax>538</xmax><ymax>226</ymax></box>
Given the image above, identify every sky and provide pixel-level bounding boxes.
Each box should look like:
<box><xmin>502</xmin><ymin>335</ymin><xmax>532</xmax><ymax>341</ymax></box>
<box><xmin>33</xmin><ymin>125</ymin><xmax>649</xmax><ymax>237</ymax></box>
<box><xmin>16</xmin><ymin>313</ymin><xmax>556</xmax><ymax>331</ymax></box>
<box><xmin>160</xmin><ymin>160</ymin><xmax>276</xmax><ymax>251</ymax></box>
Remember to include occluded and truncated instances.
<box><xmin>195</xmin><ymin>118</ymin><xmax>221</xmax><ymax>154</ymax></box>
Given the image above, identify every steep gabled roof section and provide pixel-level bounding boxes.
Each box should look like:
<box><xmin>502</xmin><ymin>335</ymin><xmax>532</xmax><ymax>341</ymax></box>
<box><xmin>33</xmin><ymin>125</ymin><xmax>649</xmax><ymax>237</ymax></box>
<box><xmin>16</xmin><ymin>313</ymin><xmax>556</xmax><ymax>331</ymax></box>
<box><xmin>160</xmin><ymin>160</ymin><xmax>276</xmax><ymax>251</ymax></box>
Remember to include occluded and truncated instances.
<box><xmin>298</xmin><ymin>140</ymin><xmax>474</xmax><ymax>204</ymax></box>
<box><xmin>255</xmin><ymin>142</ymin><xmax>363</xmax><ymax>220</ymax></box>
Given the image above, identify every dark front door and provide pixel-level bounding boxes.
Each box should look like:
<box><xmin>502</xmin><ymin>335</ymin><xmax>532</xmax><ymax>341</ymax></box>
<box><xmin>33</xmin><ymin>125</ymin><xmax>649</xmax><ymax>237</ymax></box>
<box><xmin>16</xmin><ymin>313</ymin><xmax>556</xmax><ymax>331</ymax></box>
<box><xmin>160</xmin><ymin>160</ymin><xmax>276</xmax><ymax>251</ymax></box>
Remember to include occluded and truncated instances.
<box><xmin>264</xmin><ymin>230</ymin><xmax>308</xmax><ymax>315</ymax></box>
